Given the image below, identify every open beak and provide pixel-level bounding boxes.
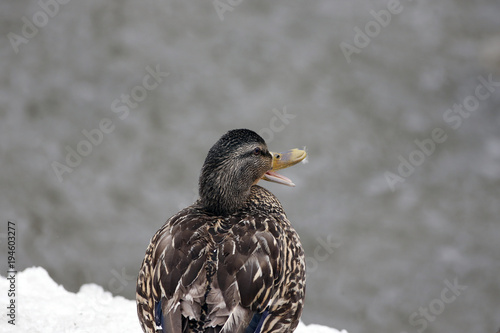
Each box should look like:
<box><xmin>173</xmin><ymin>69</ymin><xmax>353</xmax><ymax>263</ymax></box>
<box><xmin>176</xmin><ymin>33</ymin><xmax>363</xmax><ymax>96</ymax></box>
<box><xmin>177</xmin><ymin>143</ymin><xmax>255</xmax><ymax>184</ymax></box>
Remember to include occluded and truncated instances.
<box><xmin>261</xmin><ymin>148</ymin><xmax>307</xmax><ymax>187</ymax></box>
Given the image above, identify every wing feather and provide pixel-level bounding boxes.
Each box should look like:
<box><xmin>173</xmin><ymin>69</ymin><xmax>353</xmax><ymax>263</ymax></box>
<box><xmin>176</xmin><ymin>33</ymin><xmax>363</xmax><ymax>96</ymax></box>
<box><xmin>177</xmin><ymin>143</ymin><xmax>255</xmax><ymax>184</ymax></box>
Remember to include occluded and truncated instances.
<box><xmin>137</xmin><ymin>192</ymin><xmax>304</xmax><ymax>333</ymax></box>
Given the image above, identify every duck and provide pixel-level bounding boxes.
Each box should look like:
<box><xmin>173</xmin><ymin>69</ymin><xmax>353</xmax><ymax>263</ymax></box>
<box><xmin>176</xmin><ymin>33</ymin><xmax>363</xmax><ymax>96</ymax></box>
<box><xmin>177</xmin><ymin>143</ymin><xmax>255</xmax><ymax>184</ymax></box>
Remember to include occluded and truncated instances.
<box><xmin>136</xmin><ymin>128</ymin><xmax>307</xmax><ymax>333</ymax></box>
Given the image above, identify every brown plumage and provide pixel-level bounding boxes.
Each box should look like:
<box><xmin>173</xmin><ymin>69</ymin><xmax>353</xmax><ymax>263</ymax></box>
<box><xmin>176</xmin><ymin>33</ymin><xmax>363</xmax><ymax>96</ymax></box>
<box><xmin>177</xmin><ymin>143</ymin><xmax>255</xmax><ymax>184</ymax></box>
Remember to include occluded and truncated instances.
<box><xmin>136</xmin><ymin>129</ymin><xmax>306</xmax><ymax>333</ymax></box>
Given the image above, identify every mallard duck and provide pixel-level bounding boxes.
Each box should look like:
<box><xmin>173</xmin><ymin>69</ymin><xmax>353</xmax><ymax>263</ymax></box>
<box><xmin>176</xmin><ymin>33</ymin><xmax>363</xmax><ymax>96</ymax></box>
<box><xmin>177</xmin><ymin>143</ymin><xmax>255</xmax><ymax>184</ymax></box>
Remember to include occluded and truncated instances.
<box><xmin>136</xmin><ymin>129</ymin><xmax>307</xmax><ymax>333</ymax></box>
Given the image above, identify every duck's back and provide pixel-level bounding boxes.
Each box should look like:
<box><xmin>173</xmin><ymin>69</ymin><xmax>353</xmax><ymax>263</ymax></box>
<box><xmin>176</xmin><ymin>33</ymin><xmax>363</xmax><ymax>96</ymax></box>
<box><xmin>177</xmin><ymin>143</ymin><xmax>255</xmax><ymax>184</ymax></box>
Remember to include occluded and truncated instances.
<box><xmin>136</xmin><ymin>185</ymin><xmax>305</xmax><ymax>333</ymax></box>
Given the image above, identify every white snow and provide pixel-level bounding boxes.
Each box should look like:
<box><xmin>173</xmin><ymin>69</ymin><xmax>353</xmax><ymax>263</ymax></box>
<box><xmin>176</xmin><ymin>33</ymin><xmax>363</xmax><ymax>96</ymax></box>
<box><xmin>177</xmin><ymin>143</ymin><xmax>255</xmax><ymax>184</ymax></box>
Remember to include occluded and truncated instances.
<box><xmin>1</xmin><ymin>267</ymin><xmax>347</xmax><ymax>333</ymax></box>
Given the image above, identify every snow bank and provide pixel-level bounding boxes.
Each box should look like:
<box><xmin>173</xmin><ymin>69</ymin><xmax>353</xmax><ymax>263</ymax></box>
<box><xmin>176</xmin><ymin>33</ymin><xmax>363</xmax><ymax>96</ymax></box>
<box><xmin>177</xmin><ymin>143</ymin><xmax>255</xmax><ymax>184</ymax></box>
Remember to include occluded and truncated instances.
<box><xmin>1</xmin><ymin>267</ymin><xmax>347</xmax><ymax>333</ymax></box>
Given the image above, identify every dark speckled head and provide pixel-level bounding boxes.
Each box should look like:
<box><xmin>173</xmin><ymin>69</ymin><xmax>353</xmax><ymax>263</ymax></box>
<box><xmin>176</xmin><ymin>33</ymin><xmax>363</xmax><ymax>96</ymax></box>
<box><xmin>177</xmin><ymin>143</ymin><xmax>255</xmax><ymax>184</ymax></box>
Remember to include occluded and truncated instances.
<box><xmin>199</xmin><ymin>129</ymin><xmax>273</xmax><ymax>215</ymax></box>
<box><xmin>211</xmin><ymin>129</ymin><xmax>266</xmax><ymax>152</ymax></box>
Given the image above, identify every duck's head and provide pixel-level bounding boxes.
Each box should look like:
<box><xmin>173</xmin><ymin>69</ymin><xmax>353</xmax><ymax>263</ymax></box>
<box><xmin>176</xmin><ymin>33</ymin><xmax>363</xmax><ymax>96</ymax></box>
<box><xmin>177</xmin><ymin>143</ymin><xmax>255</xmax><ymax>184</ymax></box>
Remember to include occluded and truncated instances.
<box><xmin>199</xmin><ymin>129</ymin><xmax>306</xmax><ymax>215</ymax></box>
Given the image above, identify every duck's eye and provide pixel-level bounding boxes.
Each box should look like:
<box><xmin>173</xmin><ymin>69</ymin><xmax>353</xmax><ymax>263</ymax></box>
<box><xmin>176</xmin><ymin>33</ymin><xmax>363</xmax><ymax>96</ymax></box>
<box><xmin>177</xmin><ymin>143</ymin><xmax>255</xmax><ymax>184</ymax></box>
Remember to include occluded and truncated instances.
<box><xmin>253</xmin><ymin>147</ymin><xmax>262</xmax><ymax>155</ymax></box>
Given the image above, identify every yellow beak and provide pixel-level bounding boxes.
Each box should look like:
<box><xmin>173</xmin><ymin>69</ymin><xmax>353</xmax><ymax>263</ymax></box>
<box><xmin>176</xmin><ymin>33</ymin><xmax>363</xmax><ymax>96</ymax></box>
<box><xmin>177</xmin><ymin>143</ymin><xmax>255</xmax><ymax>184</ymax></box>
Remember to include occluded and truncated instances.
<box><xmin>261</xmin><ymin>148</ymin><xmax>307</xmax><ymax>187</ymax></box>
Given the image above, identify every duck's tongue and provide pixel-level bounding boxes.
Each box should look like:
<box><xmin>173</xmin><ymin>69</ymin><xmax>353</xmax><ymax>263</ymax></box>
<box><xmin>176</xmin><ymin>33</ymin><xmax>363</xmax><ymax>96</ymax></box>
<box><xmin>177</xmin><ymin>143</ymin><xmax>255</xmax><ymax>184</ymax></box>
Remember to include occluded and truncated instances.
<box><xmin>264</xmin><ymin>170</ymin><xmax>295</xmax><ymax>187</ymax></box>
<box><xmin>261</xmin><ymin>148</ymin><xmax>307</xmax><ymax>187</ymax></box>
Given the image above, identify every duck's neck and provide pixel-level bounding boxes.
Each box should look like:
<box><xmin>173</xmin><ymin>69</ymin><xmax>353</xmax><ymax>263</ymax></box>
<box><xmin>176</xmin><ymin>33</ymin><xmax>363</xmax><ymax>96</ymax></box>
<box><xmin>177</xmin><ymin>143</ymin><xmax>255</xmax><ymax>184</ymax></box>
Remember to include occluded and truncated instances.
<box><xmin>198</xmin><ymin>163</ymin><xmax>252</xmax><ymax>216</ymax></box>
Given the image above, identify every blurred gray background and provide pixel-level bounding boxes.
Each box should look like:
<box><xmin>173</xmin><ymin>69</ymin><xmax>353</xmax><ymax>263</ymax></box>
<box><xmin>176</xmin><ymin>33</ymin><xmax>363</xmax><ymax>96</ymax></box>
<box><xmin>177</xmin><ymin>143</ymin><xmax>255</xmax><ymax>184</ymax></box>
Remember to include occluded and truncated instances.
<box><xmin>1</xmin><ymin>0</ymin><xmax>499</xmax><ymax>332</ymax></box>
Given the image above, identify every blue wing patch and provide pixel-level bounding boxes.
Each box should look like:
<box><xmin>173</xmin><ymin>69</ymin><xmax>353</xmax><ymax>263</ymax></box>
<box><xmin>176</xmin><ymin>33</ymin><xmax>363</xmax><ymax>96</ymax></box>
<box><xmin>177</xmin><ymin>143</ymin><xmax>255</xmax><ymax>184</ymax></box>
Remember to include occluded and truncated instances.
<box><xmin>155</xmin><ymin>300</ymin><xmax>163</xmax><ymax>329</ymax></box>
<box><xmin>245</xmin><ymin>308</ymin><xmax>270</xmax><ymax>333</ymax></box>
